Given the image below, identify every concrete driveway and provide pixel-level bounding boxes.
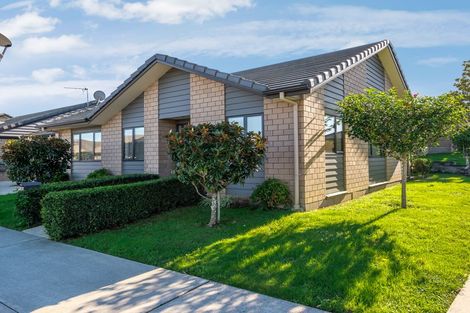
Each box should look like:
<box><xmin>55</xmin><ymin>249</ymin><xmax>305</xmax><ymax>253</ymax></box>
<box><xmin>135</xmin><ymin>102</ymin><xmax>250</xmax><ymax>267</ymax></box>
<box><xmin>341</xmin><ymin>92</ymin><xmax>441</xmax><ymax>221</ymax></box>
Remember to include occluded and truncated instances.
<box><xmin>0</xmin><ymin>227</ymin><xmax>323</xmax><ymax>313</ymax></box>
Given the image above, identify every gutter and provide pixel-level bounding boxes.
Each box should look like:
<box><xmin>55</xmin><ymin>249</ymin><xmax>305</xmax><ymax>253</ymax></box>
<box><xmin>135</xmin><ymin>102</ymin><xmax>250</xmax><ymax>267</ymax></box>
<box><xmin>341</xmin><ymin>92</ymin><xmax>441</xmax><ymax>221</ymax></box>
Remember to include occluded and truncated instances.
<box><xmin>279</xmin><ymin>92</ymin><xmax>301</xmax><ymax>211</ymax></box>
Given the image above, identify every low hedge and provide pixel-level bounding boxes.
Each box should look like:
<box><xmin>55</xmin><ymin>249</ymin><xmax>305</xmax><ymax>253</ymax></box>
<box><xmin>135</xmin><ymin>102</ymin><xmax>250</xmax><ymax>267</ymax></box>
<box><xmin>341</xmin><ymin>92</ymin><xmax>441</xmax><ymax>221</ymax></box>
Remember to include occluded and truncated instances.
<box><xmin>16</xmin><ymin>173</ymin><xmax>159</xmax><ymax>226</ymax></box>
<box><xmin>41</xmin><ymin>177</ymin><xmax>199</xmax><ymax>240</ymax></box>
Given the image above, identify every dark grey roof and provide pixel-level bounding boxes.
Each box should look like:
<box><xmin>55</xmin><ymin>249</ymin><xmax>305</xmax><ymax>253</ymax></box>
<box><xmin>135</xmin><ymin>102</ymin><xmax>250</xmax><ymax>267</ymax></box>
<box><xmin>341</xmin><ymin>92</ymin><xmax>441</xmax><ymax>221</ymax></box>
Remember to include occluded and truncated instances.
<box><xmin>44</xmin><ymin>40</ymin><xmax>407</xmax><ymax>129</ymax></box>
<box><xmin>0</xmin><ymin>101</ymin><xmax>98</xmax><ymax>137</ymax></box>
<box><xmin>234</xmin><ymin>40</ymin><xmax>407</xmax><ymax>94</ymax></box>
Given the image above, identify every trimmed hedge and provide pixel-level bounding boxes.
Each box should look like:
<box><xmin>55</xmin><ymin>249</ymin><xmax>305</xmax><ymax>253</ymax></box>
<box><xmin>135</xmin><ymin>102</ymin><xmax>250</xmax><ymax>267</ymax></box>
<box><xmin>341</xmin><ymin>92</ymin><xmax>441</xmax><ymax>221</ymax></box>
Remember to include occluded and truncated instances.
<box><xmin>16</xmin><ymin>173</ymin><xmax>159</xmax><ymax>226</ymax></box>
<box><xmin>41</xmin><ymin>177</ymin><xmax>199</xmax><ymax>240</ymax></box>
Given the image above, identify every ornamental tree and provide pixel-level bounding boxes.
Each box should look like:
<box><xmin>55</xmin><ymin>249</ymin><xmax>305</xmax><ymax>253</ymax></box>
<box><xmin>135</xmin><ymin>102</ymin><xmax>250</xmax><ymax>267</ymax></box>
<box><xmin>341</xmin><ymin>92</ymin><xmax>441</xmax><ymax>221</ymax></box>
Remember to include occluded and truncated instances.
<box><xmin>339</xmin><ymin>88</ymin><xmax>467</xmax><ymax>208</ymax></box>
<box><xmin>453</xmin><ymin>127</ymin><xmax>470</xmax><ymax>168</ymax></box>
<box><xmin>167</xmin><ymin>121</ymin><xmax>266</xmax><ymax>227</ymax></box>
<box><xmin>1</xmin><ymin>136</ymin><xmax>71</xmax><ymax>183</ymax></box>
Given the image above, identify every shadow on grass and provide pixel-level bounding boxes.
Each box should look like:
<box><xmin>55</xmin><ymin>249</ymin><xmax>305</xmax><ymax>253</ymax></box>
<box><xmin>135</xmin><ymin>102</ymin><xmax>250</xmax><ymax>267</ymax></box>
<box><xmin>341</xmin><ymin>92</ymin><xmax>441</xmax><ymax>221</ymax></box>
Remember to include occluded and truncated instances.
<box><xmin>168</xmin><ymin>208</ymin><xmax>410</xmax><ymax>312</ymax></box>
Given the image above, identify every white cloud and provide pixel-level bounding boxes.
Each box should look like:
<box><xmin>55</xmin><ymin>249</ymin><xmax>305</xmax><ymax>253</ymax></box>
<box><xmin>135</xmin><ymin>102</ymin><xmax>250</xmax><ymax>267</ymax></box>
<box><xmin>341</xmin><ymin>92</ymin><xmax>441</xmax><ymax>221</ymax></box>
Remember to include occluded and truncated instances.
<box><xmin>1</xmin><ymin>1</ymin><xmax>34</xmax><ymax>11</ymax></box>
<box><xmin>417</xmin><ymin>57</ymin><xmax>459</xmax><ymax>67</ymax></box>
<box><xmin>0</xmin><ymin>11</ymin><xmax>59</xmax><ymax>38</ymax></box>
<box><xmin>71</xmin><ymin>0</ymin><xmax>252</xmax><ymax>24</ymax></box>
<box><xmin>20</xmin><ymin>35</ymin><xmax>88</xmax><ymax>54</ymax></box>
<box><xmin>49</xmin><ymin>0</ymin><xmax>62</xmax><ymax>8</ymax></box>
<box><xmin>71</xmin><ymin>65</ymin><xmax>87</xmax><ymax>79</ymax></box>
<box><xmin>157</xmin><ymin>5</ymin><xmax>470</xmax><ymax>57</ymax></box>
<box><xmin>31</xmin><ymin>68</ymin><xmax>66</xmax><ymax>84</ymax></box>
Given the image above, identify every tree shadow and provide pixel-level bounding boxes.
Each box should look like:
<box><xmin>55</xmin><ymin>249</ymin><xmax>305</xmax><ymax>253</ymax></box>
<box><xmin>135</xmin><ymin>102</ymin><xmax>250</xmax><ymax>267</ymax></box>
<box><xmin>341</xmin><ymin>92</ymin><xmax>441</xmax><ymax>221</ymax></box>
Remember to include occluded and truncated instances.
<box><xmin>168</xmin><ymin>208</ymin><xmax>410</xmax><ymax>312</ymax></box>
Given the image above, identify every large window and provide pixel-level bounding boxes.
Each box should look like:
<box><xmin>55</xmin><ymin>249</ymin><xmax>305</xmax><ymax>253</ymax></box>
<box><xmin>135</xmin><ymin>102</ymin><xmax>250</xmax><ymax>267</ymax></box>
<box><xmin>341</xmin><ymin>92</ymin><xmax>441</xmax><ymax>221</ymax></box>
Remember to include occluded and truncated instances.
<box><xmin>325</xmin><ymin>115</ymin><xmax>343</xmax><ymax>153</ymax></box>
<box><xmin>123</xmin><ymin>127</ymin><xmax>144</xmax><ymax>161</ymax></box>
<box><xmin>227</xmin><ymin>114</ymin><xmax>263</xmax><ymax>134</ymax></box>
<box><xmin>72</xmin><ymin>131</ymin><xmax>101</xmax><ymax>161</ymax></box>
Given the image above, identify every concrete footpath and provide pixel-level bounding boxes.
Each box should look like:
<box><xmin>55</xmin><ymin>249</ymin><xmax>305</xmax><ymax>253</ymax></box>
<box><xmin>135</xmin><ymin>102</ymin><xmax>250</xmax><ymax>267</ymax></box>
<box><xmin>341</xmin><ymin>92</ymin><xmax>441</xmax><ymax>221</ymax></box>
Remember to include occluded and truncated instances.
<box><xmin>447</xmin><ymin>277</ymin><xmax>470</xmax><ymax>313</ymax></box>
<box><xmin>0</xmin><ymin>227</ymin><xmax>323</xmax><ymax>313</ymax></box>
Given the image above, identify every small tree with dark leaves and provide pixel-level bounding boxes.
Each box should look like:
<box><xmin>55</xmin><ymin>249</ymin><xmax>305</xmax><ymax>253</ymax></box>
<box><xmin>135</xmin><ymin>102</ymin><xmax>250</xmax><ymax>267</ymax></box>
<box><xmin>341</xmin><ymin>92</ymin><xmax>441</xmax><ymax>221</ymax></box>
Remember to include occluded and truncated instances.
<box><xmin>2</xmin><ymin>136</ymin><xmax>71</xmax><ymax>183</ymax></box>
<box><xmin>340</xmin><ymin>88</ymin><xmax>467</xmax><ymax>208</ymax></box>
<box><xmin>167</xmin><ymin>122</ymin><xmax>266</xmax><ymax>227</ymax></box>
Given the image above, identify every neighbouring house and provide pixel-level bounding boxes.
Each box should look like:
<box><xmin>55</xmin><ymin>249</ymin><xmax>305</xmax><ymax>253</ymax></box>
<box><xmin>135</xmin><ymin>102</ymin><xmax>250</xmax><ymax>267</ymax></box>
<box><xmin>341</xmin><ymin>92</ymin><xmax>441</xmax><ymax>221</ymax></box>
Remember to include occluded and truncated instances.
<box><xmin>0</xmin><ymin>103</ymin><xmax>98</xmax><ymax>181</ymax></box>
<box><xmin>39</xmin><ymin>39</ymin><xmax>407</xmax><ymax>210</ymax></box>
<box><xmin>428</xmin><ymin>137</ymin><xmax>454</xmax><ymax>154</ymax></box>
<box><xmin>0</xmin><ymin>113</ymin><xmax>13</xmax><ymax>181</ymax></box>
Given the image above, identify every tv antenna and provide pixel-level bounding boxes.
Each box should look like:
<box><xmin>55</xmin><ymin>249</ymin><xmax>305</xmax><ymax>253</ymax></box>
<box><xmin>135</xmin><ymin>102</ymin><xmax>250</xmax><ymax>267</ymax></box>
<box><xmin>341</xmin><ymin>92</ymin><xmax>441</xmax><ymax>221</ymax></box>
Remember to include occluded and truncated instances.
<box><xmin>0</xmin><ymin>33</ymin><xmax>12</xmax><ymax>63</ymax></box>
<box><xmin>64</xmin><ymin>87</ymin><xmax>89</xmax><ymax>104</ymax></box>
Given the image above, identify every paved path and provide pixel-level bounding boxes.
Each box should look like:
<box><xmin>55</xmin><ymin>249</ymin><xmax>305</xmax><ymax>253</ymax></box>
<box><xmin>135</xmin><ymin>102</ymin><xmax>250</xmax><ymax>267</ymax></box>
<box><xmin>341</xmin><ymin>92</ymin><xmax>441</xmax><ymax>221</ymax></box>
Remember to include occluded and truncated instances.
<box><xmin>0</xmin><ymin>227</ymin><xmax>323</xmax><ymax>313</ymax></box>
<box><xmin>0</xmin><ymin>181</ymin><xmax>16</xmax><ymax>195</ymax></box>
<box><xmin>447</xmin><ymin>276</ymin><xmax>470</xmax><ymax>313</ymax></box>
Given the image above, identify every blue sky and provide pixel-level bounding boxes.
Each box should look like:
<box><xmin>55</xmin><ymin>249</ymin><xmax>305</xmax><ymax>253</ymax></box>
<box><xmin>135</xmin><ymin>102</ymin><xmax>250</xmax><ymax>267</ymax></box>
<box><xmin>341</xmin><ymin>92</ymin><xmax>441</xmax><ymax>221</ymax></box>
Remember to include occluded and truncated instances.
<box><xmin>0</xmin><ymin>0</ymin><xmax>469</xmax><ymax>116</ymax></box>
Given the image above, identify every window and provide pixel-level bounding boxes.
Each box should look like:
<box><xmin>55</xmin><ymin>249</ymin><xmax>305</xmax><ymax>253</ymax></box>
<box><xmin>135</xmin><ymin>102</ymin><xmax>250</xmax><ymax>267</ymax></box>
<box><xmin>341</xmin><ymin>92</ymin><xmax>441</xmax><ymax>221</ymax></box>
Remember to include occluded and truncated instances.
<box><xmin>324</xmin><ymin>115</ymin><xmax>343</xmax><ymax>153</ymax></box>
<box><xmin>369</xmin><ymin>144</ymin><xmax>384</xmax><ymax>157</ymax></box>
<box><xmin>228</xmin><ymin>114</ymin><xmax>263</xmax><ymax>135</ymax></box>
<box><xmin>123</xmin><ymin>127</ymin><xmax>144</xmax><ymax>161</ymax></box>
<box><xmin>72</xmin><ymin>131</ymin><xmax>102</xmax><ymax>161</ymax></box>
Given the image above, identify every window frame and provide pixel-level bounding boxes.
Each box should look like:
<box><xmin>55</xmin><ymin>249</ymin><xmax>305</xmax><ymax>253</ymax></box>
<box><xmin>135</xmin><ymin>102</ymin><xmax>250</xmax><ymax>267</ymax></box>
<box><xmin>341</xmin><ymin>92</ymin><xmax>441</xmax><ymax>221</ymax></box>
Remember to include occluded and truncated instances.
<box><xmin>227</xmin><ymin>113</ymin><xmax>264</xmax><ymax>135</ymax></box>
<box><xmin>122</xmin><ymin>126</ymin><xmax>144</xmax><ymax>161</ymax></box>
<box><xmin>72</xmin><ymin>131</ymin><xmax>102</xmax><ymax>162</ymax></box>
<box><xmin>324</xmin><ymin>114</ymin><xmax>344</xmax><ymax>154</ymax></box>
<box><xmin>369</xmin><ymin>144</ymin><xmax>385</xmax><ymax>158</ymax></box>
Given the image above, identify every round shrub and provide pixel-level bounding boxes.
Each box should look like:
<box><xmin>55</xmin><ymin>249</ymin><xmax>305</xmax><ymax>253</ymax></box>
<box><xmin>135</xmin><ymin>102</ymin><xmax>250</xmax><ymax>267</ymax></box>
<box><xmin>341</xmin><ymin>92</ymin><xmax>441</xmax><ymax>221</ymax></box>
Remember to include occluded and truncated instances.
<box><xmin>86</xmin><ymin>168</ymin><xmax>113</xmax><ymax>179</ymax></box>
<box><xmin>250</xmin><ymin>178</ymin><xmax>291</xmax><ymax>210</ymax></box>
<box><xmin>412</xmin><ymin>158</ymin><xmax>432</xmax><ymax>177</ymax></box>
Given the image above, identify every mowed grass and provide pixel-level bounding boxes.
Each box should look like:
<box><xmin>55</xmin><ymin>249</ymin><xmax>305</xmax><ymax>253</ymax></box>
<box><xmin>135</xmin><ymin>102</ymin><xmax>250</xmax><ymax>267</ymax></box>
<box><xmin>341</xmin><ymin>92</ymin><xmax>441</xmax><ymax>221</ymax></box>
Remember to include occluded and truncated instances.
<box><xmin>69</xmin><ymin>174</ymin><xmax>470</xmax><ymax>313</ymax></box>
<box><xmin>0</xmin><ymin>193</ymin><xmax>25</xmax><ymax>230</ymax></box>
<box><xmin>426</xmin><ymin>152</ymin><xmax>467</xmax><ymax>166</ymax></box>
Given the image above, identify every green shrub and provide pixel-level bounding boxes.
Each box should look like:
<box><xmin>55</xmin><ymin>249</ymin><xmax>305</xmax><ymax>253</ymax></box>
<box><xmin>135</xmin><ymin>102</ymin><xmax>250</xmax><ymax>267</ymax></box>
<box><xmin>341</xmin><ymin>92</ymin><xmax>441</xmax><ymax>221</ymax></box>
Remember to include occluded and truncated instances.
<box><xmin>412</xmin><ymin>158</ymin><xmax>433</xmax><ymax>177</ymax></box>
<box><xmin>199</xmin><ymin>195</ymin><xmax>232</xmax><ymax>211</ymax></box>
<box><xmin>86</xmin><ymin>168</ymin><xmax>113</xmax><ymax>179</ymax></box>
<box><xmin>15</xmin><ymin>173</ymin><xmax>159</xmax><ymax>226</ymax></box>
<box><xmin>41</xmin><ymin>177</ymin><xmax>199</xmax><ymax>240</ymax></box>
<box><xmin>1</xmin><ymin>136</ymin><xmax>71</xmax><ymax>183</ymax></box>
<box><xmin>250</xmin><ymin>178</ymin><xmax>291</xmax><ymax>210</ymax></box>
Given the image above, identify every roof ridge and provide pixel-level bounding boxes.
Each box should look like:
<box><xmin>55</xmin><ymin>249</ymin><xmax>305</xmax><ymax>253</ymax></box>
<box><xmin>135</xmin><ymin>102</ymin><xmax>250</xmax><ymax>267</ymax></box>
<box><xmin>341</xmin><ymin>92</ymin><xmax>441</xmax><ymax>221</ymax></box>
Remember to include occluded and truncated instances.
<box><xmin>305</xmin><ymin>39</ymin><xmax>390</xmax><ymax>89</ymax></box>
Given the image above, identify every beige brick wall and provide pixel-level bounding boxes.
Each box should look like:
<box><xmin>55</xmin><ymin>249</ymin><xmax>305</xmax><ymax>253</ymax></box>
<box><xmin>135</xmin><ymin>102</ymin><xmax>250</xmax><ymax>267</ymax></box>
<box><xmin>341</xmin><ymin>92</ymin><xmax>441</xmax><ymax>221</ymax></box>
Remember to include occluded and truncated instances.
<box><xmin>144</xmin><ymin>81</ymin><xmax>159</xmax><ymax>174</ymax></box>
<box><xmin>101</xmin><ymin>112</ymin><xmax>122</xmax><ymax>175</ymax></box>
<box><xmin>343</xmin><ymin>62</ymin><xmax>370</xmax><ymax>196</ymax></box>
<box><xmin>57</xmin><ymin>129</ymin><xmax>72</xmax><ymax>143</ymax></box>
<box><xmin>299</xmin><ymin>91</ymin><xmax>326</xmax><ymax>210</ymax></box>
<box><xmin>264</xmin><ymin>97</ymin><xmax>295</xmax><ymax>196</ymax></box>
<box><xmin>190</xmin><ymin>74</ymin><xmax>225</xmax><ymax>125</ymax></box>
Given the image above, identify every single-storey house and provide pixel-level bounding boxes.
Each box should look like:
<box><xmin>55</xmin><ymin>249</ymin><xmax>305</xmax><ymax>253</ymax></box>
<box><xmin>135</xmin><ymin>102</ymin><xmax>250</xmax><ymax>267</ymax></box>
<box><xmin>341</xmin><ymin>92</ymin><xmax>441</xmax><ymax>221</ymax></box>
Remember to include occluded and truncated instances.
<box><xmin>42</xmin><ymin>39</ymin><xmax>407</xmax><ymax>211</ymax></box>
<box><xmin>0</xmin><ymin>103</ymin><xmax>98</xmax><ymax>181</ymax></box>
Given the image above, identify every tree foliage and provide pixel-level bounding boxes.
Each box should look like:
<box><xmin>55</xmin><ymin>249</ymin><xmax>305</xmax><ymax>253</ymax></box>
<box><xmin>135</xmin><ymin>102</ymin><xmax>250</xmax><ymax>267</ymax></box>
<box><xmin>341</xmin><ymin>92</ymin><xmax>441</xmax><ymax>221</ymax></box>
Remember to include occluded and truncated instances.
<box><xmin>453</xmin><ymin>127</ymin><xmax>470</xmax><ymax>167</ymax></box>
<box><xmin>1</xmin><ymin>136</ymin><xmax>71</xmax><ymax>183</ymax></box>
<box><xmin>455</xmin><ymin>60</ymin><xmax>470</xmax><ymax>104</ymax></box>
<box><xmin>339</xmin><ymin>88</ymin><xmax>467</xmax><ymax>208</ymax></box>
<box><xmin>167</xmin><ymin>122</ymin><xmax>266</xmax><ymax>226</ymax></box>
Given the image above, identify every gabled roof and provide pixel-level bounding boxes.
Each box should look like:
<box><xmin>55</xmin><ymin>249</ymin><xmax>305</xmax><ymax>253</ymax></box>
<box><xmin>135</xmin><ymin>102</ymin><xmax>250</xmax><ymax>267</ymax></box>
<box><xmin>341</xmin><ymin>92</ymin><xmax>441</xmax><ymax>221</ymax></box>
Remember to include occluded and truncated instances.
<box><xmin>44</xmin><ymin>39</ymin><xmax>408</xmax><ymax>129</ymax></box>
<box><xmin>234</xmin><ymin>40</ymin><xmax>408</xmax><ymax>94</ymax></box>
<box><xmin>0</xmin><ymin>101</ymin><xmax>98</xmax><ymax>138</ymax></box>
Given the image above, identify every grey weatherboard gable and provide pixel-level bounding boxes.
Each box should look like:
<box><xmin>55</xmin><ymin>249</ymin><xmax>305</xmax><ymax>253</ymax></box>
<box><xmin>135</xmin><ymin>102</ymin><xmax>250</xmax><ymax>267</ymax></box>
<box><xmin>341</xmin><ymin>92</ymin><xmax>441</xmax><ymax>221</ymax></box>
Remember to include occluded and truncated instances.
<box><xmin>159</xmin><ymin>69</ymin><xmax>190</xmax><ymax>119</ymax></box>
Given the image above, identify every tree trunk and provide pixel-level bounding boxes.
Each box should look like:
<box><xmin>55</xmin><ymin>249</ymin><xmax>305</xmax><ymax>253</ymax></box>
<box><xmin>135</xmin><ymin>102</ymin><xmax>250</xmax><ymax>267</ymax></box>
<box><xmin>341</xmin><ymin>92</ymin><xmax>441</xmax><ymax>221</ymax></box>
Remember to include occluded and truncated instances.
<box><xmin>208</xmin><ymin>194</ymin><xmax>218</xmax><ymax>227</ymax></box>
<box><xmin>216</xmin><ymin>191</ymin><xmax>221</xmax><ymax>224</ymax></box>
<box><xmin>401</xmin><ymin>158</ymin><xmax>407</xmax><ymax>209</ymax></box>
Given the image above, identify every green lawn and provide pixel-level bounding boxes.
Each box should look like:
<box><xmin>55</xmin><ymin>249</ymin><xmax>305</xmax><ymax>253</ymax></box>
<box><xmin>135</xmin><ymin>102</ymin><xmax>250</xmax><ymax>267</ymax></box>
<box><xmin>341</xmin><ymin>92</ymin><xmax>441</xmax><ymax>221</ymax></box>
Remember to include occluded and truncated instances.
<box><xmin>66</xmin><ymin>175</ymin><xmax>469</xmax><ymax>312</ymax></box>
<box><xmin>0</xmin><ymin>193</ymin><xmax>25</xmax><ymax>230</ymax></box>
<box><xmin>426</xmin><ymin>152</ymin><xmax>467</xmax><ymax>166</ymax></box>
